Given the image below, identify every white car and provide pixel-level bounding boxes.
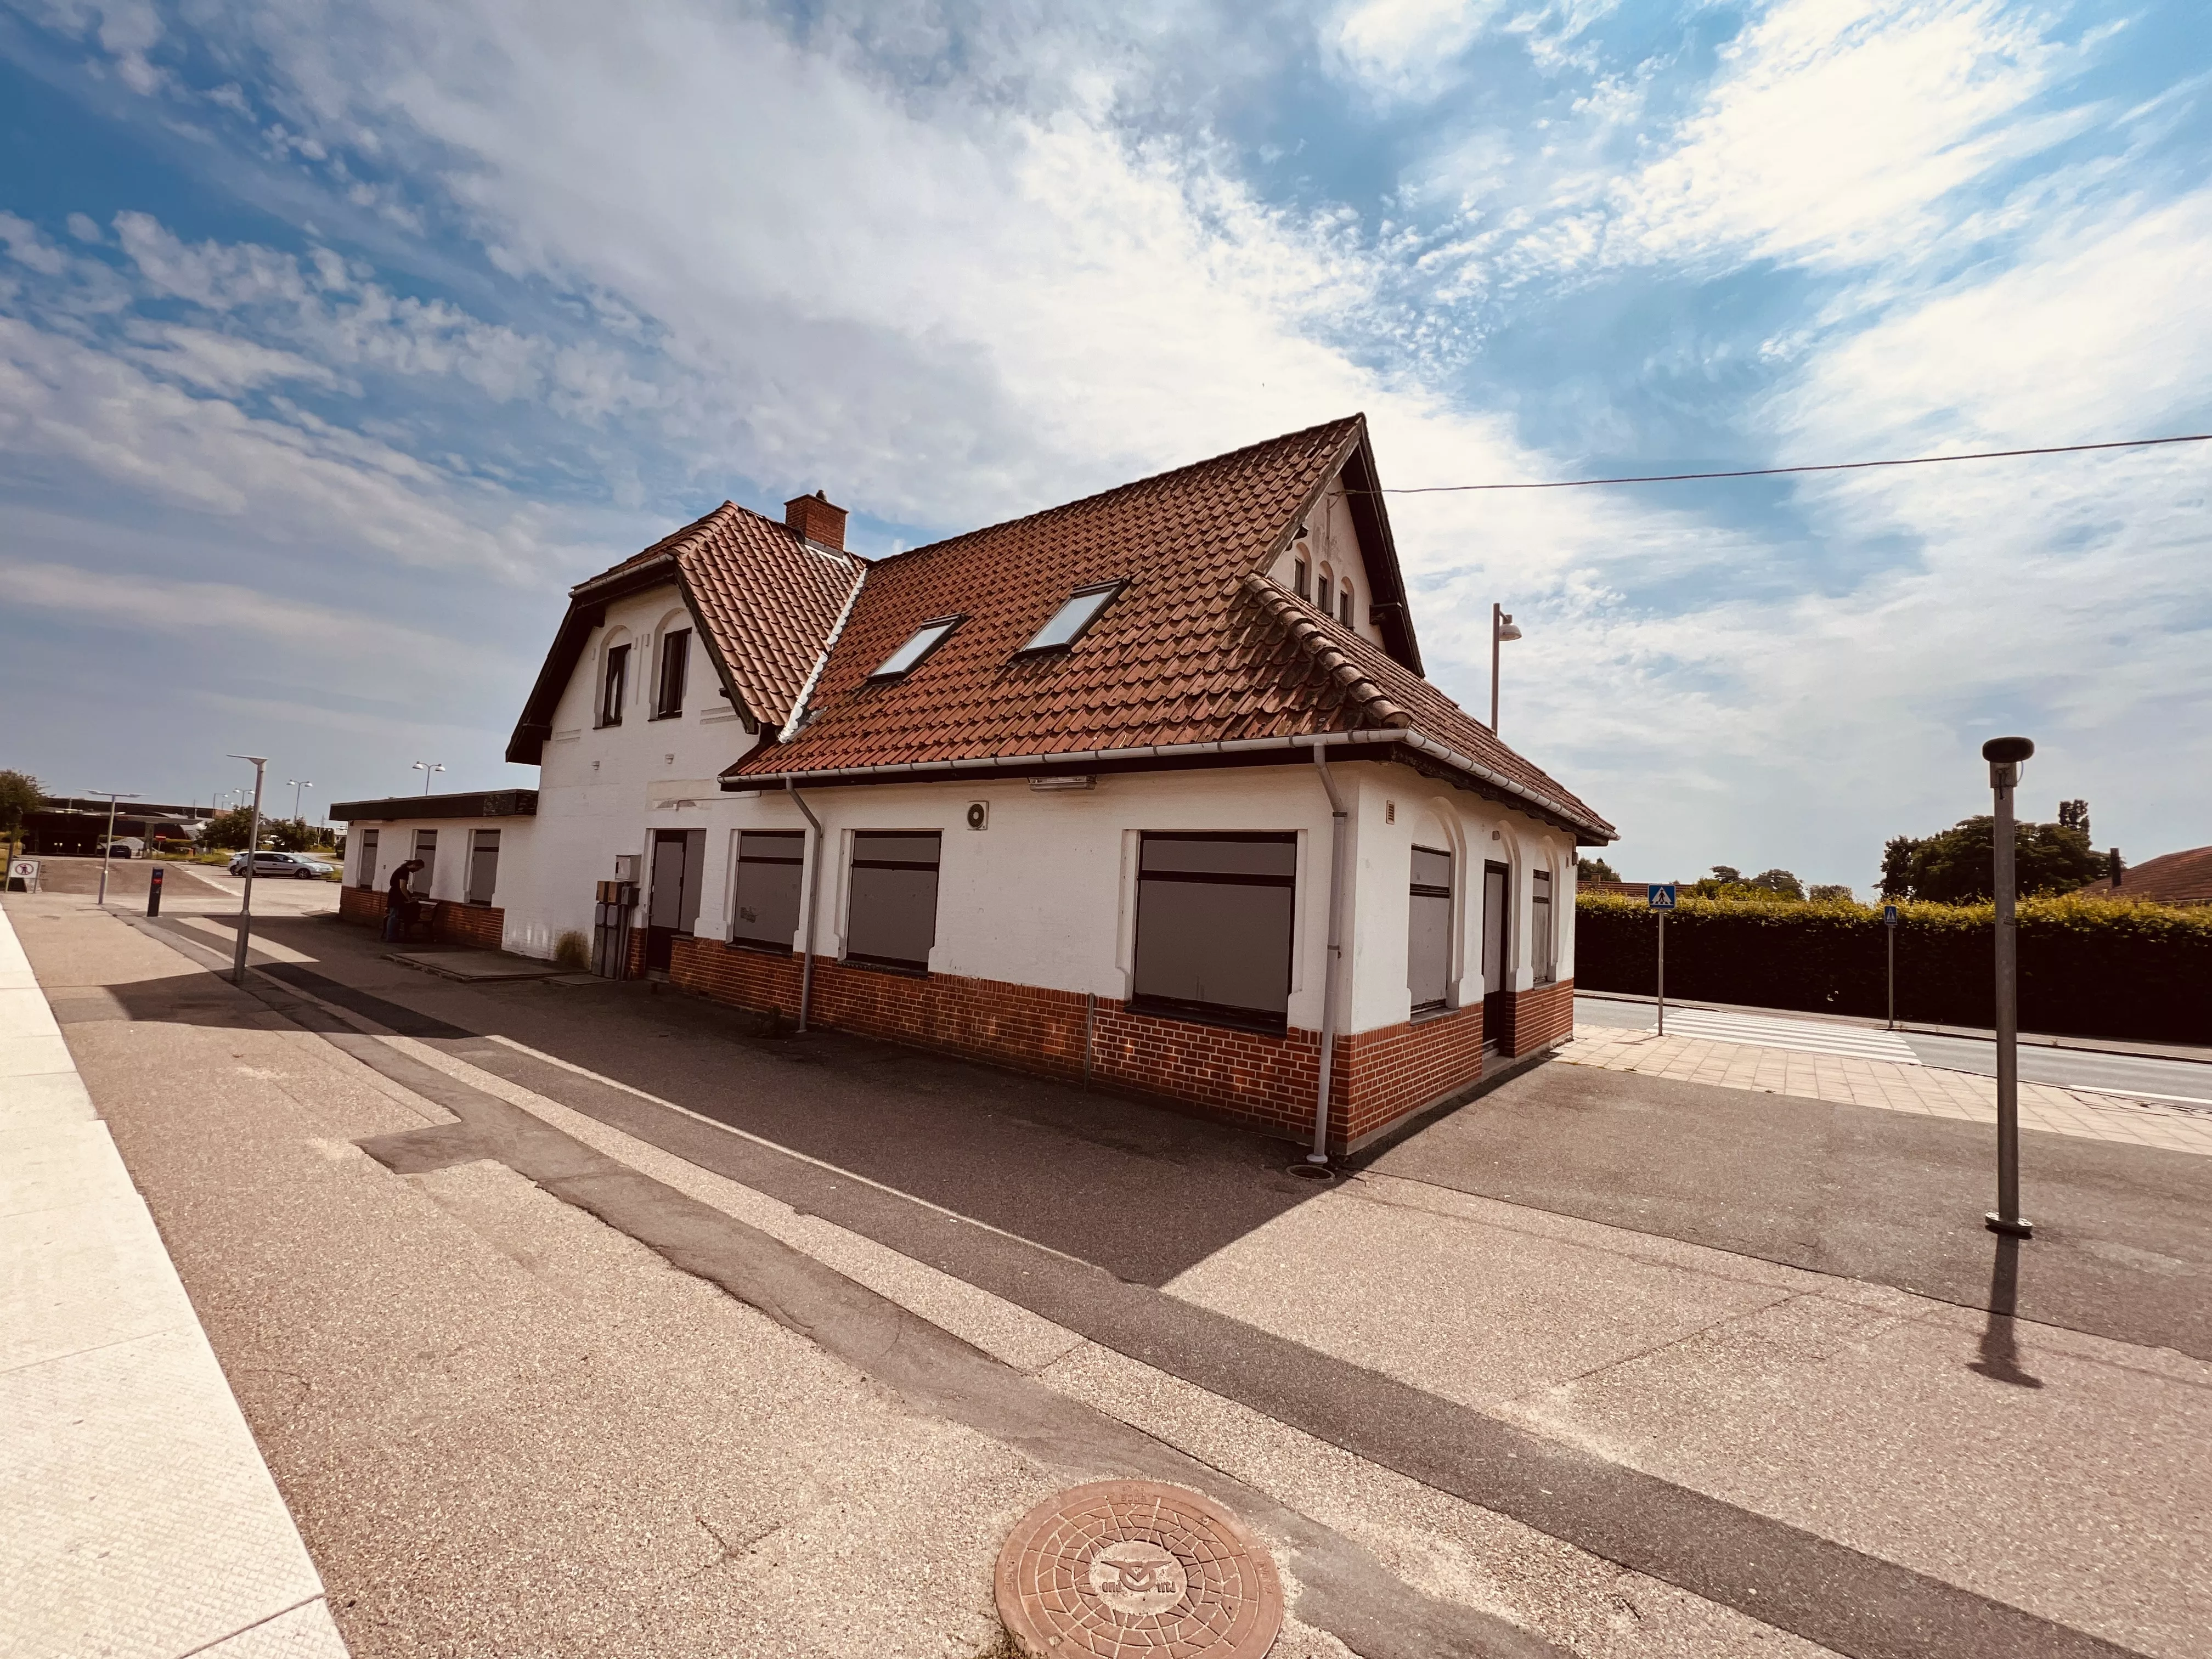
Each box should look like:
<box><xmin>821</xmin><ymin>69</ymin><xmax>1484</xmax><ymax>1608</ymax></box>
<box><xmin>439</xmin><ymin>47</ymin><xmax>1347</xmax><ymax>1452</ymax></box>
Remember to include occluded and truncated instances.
<box><xmin>228</xmin><ymin>850</ymin><xmax>336</xmax><ymax>879</ymax></box>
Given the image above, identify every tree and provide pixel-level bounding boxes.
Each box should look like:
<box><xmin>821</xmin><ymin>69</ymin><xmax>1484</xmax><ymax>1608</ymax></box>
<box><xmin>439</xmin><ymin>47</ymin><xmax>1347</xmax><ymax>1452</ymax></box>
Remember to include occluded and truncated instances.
<box><xmin>1709</xmin><ymin>865</ymin><xmax>1742</xmax><ymax>884</ymax></box>
<box><xmin>0</xmin><ymin>769</ymin><xmax>43</xmax><ymax>859</ymax></box>
<box><xmin>1746</xmin><ymin>868</ymin><xmax>1804</xmax><ymax>899</ymax></box>
<box><xmin>200</xmin><ymin>808</ymin><xmax>262</xmax><ymax>850</ymax></box>
<box><xmin>1577</xmin><ymin>856</ymin><xmax>1620</xmax><ymax>882</ymax></box>
<box><xmin>1877</xmin><ymin>816</ymin><xmax>2107</xmax><ymax>904</ymax></box>
<box><xmin>1808</xmin><ymin>883</ymin><xmax>1854</xmax><ymax>902</ymax></box>
<box><xmin>266</xmin><ymin>817</ymin><xmax>320</xmax><ymax>853</ymax></box>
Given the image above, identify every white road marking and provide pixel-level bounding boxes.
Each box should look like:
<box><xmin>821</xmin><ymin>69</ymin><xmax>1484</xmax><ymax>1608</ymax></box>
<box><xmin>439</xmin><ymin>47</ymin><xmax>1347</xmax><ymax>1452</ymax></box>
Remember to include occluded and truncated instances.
<box><xmin>1649</xmin><ymin>1009</ymin><xmax>1923</xmax><ymax>1064</ymax></box>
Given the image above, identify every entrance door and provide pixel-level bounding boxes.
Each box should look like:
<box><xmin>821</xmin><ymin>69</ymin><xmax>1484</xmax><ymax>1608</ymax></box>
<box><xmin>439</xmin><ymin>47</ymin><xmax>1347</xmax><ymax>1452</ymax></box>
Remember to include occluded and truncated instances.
<box><xmin>645</xmin><ymin>828</ymin><xmax>706</xmax><ymax>972</ymax></box>
<box><xmin>1481</xmin><ymin>861</ymin><xmax>1510</xmax><ymax>1051</ymax></box>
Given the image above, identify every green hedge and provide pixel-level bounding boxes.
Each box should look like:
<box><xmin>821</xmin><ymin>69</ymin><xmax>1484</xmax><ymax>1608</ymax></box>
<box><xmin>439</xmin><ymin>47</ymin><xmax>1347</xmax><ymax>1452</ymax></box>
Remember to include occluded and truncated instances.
<box><xmin>1573</xmin><ymin>893</ymin><xmax>2212</xmax><ymax>1044</ymax></box>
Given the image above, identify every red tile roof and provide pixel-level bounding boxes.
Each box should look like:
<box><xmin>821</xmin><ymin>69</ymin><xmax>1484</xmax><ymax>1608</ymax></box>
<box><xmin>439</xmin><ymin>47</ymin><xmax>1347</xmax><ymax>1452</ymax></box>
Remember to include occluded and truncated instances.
<box><xmin>718</xmin><ymin>416</ymin><xmax>1614</xmax><ymax>841</ymax></box>
<box><xmin>506</xmin><ymin>500</ymin><xmax>860</xmax><ymax>762</ymax></box>
<box><xmin>647</xmin><ymin>501</ymin><xmax>864</xmax><ymax>732</ymax></box>
<box><xmin>2081</xmin><ymin>845</ymin><xmax>2212</xmax><ymax>906</ymax></box>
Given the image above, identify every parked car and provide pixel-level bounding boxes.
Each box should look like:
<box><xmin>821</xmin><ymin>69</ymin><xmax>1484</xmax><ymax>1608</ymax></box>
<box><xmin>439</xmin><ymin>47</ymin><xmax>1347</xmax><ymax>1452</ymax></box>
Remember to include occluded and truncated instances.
<box><xmin>227</xmin><ymin>850</ymin><xmax>336</xmax><ymax>879</ymax></box>
<box><xmin>104</xmin><ymin>839</ymin><xmax>144</xmax><ymax>859</ymax></box>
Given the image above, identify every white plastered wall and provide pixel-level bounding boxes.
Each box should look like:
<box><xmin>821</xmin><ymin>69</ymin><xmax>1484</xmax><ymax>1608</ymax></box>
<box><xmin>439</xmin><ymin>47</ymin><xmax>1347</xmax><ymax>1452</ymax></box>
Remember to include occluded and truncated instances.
<box><xmin>1264</xmin><ymin>471</ymin><xmax>1389</xmax><ymax>649</ymax></box>
<box><xmin>1335</xmin><ymin>768</ymin><xmax>1581</xmax><ymax>1032</ymax></box>
<box><xmin>698</xmin><ymin>757</ymin><xmax>1580</xmax><ymax>1039</ymax></box>
<box><xmin>504</xmin><ymin>579</ymin><xmax>768</xmax><ymax>959</ymax></box>
<box><xmin>343</xmin><ymin>816</ymin><xmax>537</xmax><ymax>913</ymax></box>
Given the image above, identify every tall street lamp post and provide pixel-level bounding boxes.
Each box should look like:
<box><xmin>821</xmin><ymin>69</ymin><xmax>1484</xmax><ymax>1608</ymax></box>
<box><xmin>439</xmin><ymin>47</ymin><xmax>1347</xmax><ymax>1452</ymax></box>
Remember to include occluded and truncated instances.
<box><xmin>1982</xmin><ymin>735</ymin><xmax>2035</xmax><ymax>1239</ymax></box>
<box><xmin>90</xmin><ymin>790</ymin><xmax>140</xmax><ymax>906</ymax></box>
<box><xmin>412</xmin><ymin>761</ymin><xmax>445</xmax><ymax>795</ymax></box>
<box><xmin>228</xmin><ymin>755</ymin><xmax>268</xmax><ymax>986</ymax></box>
<box><xmin>1490</xmin><ymin>604</ymin><xmax>1522</xmax><ymax>732</ymax></box>
<box><xmin>288</xmin><ymin>779</ymin><xmax>312</xmax><ymax>823</ymax></box>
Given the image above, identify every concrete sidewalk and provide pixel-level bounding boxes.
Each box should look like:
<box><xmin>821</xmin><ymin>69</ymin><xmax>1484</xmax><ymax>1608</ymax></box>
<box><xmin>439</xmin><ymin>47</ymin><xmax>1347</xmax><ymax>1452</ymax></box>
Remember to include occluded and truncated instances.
<box><xmin>1558</xmin><ymin>1022</ymin><xmax>2212</xmax><ymax>1156</ymax></box>
<box><xmin>0</xmin><ymin>902</ymin><xmax>347</xmax><ymax>1658</ymax></box>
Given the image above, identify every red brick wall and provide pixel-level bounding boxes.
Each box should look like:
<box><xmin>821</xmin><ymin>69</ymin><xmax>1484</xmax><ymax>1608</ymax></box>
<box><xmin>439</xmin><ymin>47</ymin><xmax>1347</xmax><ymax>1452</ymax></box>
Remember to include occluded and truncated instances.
<box><xmin>338</xmin><ymin>886</ymin><xmax>386</xmax><ymax>924</ymax></box>
<box><xmin>334</xmin><ymin>885</ymin><xmax>504</xmax><ymax>951</ymax></box>
<box><xmin>668</xmin><ymin>938</ymin><xmax>1495</xmax><ymax>1152</ymax></box>
<box><xmin>435</xmin><ymin>904</ymin><xmax>505</xmax><ymax>950</ymax></box>
<box><xmin>1335</xmin><ymin>1003</ymin><xmax>1486</xmax><ymax>1143</ymax></box>
<box><xmin>1508</xmin><ymin>979</ymin><xmax>1575</xmax><ymax>1055</ymax></box>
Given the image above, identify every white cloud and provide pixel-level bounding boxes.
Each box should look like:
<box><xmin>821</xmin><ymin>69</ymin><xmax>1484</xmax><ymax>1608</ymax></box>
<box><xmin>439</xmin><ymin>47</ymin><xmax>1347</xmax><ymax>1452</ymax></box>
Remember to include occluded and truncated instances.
<box><xmin>0</xmin><ymin>212</ymin><xmax>69</xmax><ymax>275</ymax></box>
<box><xmin>1641</xmin><ymin>0</ymin><xmax>2086</xmax><ymax>267</ymax></box>
<box><xmin>1325</xmin><ymin>0</ymin><xmax>1506</xmax><ymax>102</ymax></box>
<box><xmin>120</xmin><ymin>321</ymin><xmax>341</xmax><ymax>393</ymax></box>
<box><xmin>0</xmin><ymin>314</ymin><xmax>595</xmax><ymax>579</ymax></box>
<box><xmin>0</xmin><ymin>554</ymin><xmax>458</xmax><ymax>669</ymax></box>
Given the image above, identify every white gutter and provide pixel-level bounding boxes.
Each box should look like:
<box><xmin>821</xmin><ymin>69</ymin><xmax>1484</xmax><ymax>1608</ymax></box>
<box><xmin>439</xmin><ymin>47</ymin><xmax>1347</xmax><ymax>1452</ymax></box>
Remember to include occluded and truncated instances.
<box><xmin>1307</xmin><ymin>745</ymin><xmax>1350</xmax><ymax>1166</ymax></box>
<box><xmin>777</xmin><ymin>564</ymin><xmax>867</xmax><ymax>742</ymax></box>
<box><xmin>785</xmin><ymin>778</ymin><xmax>826</xmax><ymax>1034</ymax></box>
<box><xmin>722</xmin><ymin>725</ymin><xmax>1610</xmax><ymax>841</ymax></box>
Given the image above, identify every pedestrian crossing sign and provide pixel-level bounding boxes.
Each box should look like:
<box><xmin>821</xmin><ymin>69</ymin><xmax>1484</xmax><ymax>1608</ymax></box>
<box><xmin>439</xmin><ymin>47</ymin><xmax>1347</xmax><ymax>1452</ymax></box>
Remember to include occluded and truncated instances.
<box><xmin>1647</xmin><ymin>883</ymin><xmax>1677</xmax><ymax>910</ymax></box>
<box><xmin>1883</xmin><ymin>904</ymin><xmax>1899</xmax><ymax>926</ymax></box>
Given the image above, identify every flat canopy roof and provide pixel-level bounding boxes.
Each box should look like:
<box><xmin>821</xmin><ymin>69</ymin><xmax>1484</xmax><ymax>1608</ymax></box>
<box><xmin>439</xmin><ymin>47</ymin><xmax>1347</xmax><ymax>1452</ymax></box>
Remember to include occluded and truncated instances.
<box><xmin>329</xmin><ymin>789</ymin><xmax>538</xmax><ymax>822</ymax></box>
<box><xmin>37</xmin><ymin>798</ymin><xmax>215</xmax><ymax>820</ymax></box>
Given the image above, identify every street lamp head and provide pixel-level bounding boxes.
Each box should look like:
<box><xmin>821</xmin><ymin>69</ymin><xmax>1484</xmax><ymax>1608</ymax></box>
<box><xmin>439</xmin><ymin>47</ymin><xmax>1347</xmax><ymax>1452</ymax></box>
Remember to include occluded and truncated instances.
<box><xmin>1980</xmin><ymin>736</ymin><xmax>2034</xmax><ymax>764</ymax></box>
<box><xmin>1497</xmin><ymin>614</ymin><xmax>1523</xmax><ymax>642</ymax></box>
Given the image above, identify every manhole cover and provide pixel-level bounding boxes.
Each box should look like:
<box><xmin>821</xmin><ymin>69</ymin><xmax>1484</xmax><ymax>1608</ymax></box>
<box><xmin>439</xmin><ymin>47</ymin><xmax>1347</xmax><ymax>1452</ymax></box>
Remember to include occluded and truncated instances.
<box><xmin>996</xmin><ymin>1479</ymin><xmax>1283</xmax><ymax>1658</ymax></box>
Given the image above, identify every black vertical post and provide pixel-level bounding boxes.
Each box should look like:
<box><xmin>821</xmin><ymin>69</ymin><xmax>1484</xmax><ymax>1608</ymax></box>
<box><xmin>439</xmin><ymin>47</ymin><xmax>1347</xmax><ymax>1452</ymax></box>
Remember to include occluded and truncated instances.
<box><xmin>1982</xmin><ymin>736</ymin><xmax>2034</xmax><ymax>1238</ymax></box>
<box><xmin>146</xmin><ymin>866</ymin><xmax>163</xmax><ymax>917</ymax></box>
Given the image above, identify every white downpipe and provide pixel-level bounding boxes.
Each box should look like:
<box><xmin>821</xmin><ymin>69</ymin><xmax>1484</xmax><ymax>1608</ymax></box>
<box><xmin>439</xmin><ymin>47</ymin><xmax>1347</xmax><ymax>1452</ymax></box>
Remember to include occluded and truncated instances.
<box><xmin>786</xmin><ymin>778</ymin><xmax>825</xmax><ymax>1034</ymax></box>
<box><xmin>1308</xmin><ymin>744</ymin><xmax>1349</xmax><ymax>1164</ymax></box>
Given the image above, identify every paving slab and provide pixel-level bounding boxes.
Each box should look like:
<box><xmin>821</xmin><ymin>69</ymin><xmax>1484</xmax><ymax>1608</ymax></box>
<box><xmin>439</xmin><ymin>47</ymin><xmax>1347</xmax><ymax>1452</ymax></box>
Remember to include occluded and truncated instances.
<box><xmin>0</xmin><ymin>897</ymin><xmax>345</xmax><ymax>1659</ymax></box>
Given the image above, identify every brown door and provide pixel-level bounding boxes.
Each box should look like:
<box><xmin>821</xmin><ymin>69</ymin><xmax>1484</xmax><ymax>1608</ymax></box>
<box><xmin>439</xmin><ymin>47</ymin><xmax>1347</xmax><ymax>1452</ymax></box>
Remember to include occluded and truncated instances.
<box><xmin>645</xmin><ymin>828</ymin><xmax>706</xmax><ymax>972</ymax></box>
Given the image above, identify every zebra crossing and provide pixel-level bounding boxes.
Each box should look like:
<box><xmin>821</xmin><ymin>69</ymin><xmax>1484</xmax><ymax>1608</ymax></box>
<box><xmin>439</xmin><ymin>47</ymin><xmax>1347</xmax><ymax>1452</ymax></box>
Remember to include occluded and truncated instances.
<box><xmin>1650</xmin><ymin>1007</ymin><xmax>1923</xmax><ymax>1064</ymax></box>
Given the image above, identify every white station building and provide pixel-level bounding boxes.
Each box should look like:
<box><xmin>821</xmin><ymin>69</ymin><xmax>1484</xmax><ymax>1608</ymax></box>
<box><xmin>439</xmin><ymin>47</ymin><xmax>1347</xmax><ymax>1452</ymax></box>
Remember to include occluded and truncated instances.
<box><xmin>333</xmin><ymin>415</ymin><xmax>1615</xmax><ymax>1154</ymax></box>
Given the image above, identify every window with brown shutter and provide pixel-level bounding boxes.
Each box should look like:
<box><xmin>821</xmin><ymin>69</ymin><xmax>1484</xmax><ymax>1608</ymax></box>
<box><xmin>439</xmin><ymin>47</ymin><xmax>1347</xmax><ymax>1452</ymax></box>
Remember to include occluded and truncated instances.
<box><xmin>844</xmin><ymin>831</ymin><xmax>941</xmax><ymax>970</ymax></box>
<box><xmin>1408</xmin><ymin>846</ymin><xmax>1452</xmax><ymax>1013</ymax></box>
<box><xmin>1130</xmin><ymin>832</ymin><xmax>1296</xmax><ymax>1032</ymax></box>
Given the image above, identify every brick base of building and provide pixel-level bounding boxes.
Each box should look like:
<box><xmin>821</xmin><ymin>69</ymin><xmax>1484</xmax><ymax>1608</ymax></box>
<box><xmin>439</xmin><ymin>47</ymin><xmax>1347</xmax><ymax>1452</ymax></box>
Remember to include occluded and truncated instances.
<box><xmin>667</xmin><ymin>939</ymin><xmax>1560</xmax><ymax>1153</ymax></box>
<box><xmin>335</xmin><ymin>885</ymin><xmax>506</xmax><ymax>950</ymax></box>
<box><xmin>1508</xmin><ymin>979</ymin><xmax>1576</xmax><ymax>1054</ymax></box>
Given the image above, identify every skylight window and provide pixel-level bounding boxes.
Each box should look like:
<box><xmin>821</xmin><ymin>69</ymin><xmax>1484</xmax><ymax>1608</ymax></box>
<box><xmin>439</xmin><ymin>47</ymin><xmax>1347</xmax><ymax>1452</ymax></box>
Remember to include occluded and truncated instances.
<box><xmin>870</xmin><ymin>617</ymin><xmax>961</xmax><ymax>679</ymax></box>
<box><xmin>1019</xmin><ymin>582</ymin><xmax>1124</xmax><ymax>653</ymax></box>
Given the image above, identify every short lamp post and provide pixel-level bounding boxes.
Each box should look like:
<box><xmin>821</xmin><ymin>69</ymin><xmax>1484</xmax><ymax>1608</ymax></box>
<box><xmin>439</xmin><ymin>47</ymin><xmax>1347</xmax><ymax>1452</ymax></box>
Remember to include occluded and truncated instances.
<box><xmin>1490</xmin><ymin>604</ymin><xmax>1522</xmax><ymax>732</ymax></box>
<box><xmin>1982</xmin><ymin>735</ymin><xmax>2035</xmax><ymax>1239</ymax></box>
<box><xmin>412</xmin><ymin>761</ymin><xmax>445</xmax><ymax>796</ymax></box>
<box><xmin>228</xmin><ymin>754</ymin><xmax>268</xmax><ymax>986</ymax></box>
<box><xmin>90</xmin><ymin>790</ymin><xmax>141</xmax><ymax>906</ymax></box>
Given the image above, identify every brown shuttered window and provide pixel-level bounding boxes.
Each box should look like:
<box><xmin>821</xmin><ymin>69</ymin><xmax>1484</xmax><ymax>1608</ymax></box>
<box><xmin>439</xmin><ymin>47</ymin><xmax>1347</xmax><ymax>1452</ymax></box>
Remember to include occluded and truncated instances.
<box><xmin>1131</xmin><ymin>832</ymin><xmax>1296</xmax><ymax>1034</ymax></box>
<box><xmin>845</xmin><ymin>831</ymin><xmax>941</xmax><ymax>970</ymax></box>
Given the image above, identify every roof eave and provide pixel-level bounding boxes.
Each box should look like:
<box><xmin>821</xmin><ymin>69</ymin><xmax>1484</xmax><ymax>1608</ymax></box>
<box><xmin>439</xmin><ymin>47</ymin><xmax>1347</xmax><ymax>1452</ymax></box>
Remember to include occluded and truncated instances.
<box><xmin>719</xmin><ymin>727</ymin><xmax>1613</xmax><ymax>842</ymax></box>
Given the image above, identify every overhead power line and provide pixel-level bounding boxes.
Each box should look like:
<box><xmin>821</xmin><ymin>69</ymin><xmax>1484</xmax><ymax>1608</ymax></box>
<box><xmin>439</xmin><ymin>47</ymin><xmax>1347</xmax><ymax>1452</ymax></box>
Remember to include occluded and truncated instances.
<box><xmin>1372</xmin><ymin>432</ymin><xmax>2212</xmax><ymax>494</ymax></box>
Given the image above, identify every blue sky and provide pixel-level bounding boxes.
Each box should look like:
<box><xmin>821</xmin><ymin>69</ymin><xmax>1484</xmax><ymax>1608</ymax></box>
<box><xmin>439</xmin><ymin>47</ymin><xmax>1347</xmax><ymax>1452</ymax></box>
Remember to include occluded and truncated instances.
<box><xmin>2</xmin><ymin>0</ymin><xmax>2207</xmax><ymax>888</ymax></box>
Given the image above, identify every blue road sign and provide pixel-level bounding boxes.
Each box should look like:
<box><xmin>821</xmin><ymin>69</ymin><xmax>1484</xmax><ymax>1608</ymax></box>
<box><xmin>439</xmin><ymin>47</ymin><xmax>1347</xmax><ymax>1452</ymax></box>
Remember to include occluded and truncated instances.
<box><xmin>1884</xmin><ymin>904</ymin><xmax>1899</xmax><ymax>927</ymax></box>
<box><xmin>1648</xmin><ymin>883</ymin><xmax>1677</xmax><ymax>910</ymax></box>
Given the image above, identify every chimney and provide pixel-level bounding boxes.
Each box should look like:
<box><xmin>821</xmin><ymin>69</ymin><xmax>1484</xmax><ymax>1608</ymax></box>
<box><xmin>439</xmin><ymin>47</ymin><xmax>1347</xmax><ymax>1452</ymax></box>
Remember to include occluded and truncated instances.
<box><xmin>785</xmin><ymin>490</ymin><xmax>847</xmax><ymax>552</ymax></box>
<box><xmin>2110</xmin><ymin>848</ymin><xmax>2124</xmax><ymax>889</ymax></box>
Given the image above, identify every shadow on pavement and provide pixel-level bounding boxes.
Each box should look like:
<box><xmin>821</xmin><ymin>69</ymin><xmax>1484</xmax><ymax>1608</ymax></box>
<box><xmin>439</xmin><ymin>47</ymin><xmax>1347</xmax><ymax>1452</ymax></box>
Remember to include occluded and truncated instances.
<box><xmin>104</xmin><ymin>910</ymin><xmax>1338</xmax><ymax>1286</ymax></box>
<box><xmin>1967</xmin><ymin>1234</ymin><xmax>2045</xmax><ymax>1389</ymax></box>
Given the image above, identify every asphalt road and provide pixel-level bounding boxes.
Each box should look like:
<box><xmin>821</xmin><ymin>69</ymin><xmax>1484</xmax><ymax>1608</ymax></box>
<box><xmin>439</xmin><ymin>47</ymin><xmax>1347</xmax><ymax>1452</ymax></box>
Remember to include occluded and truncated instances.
<box><xmin>1575</xmin><ymin>992</ymin><xmax>2212</xmax><ymax>1105</ymax></box>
